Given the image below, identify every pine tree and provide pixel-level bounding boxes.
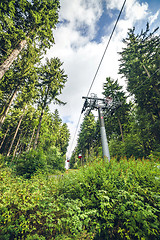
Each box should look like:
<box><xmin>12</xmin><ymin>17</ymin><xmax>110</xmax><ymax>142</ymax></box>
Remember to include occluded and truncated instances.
<box><xmin>0</xmin><ymin>48</ymin><xmax>39</xmax><ymax>129</ymax></box>
<box><xmin>33</xmin><ymin>58</ymin><xmax>67</xmax><ymax>149</ymax></box>
<box><xmin>102</xmin><ymin>77</ymin><xmax>131</xmax><ymax>142</ymax></box>
<box><xmin>77</xmin><ymin>113</ymin><xmax>96</xmax><ymax>162</ymax></box>
<box><xmin>0</xmin><ymin>0</ymin><xmax>60</xmax><ymax>79</ymax></box>
<box><xmin>119</xmin><ymin>24</ymin><xmax>160</xmax><ymax>147</ymax></box>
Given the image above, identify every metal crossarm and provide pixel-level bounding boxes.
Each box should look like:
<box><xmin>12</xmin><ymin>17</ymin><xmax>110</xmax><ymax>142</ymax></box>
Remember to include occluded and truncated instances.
<box><xmin>81</xmin><ymin>93</ymin><xmax>122</xmax><ymax>162</ymax></box>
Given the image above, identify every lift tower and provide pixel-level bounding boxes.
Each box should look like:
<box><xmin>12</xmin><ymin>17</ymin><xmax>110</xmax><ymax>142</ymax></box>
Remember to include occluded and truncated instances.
<box><xmin>81</xmin><ymin>93</ymin><xmax>121</xmax><ymax>162</ymax></box>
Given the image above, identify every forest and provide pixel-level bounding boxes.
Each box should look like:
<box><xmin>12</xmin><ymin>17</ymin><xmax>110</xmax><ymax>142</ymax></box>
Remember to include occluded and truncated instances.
<box><xmin>0</xmin><ymin>0</ymin><xmax>160</xmax><ymax>239</ymax></box>
<box><xmin>0</xmin><ymin>0</ymin><xmax>70</xmax><ymax>175</ymax></box>
<box><xmin>70</xmin><ymin>23</ymin><xmax>160</xmax><ymax>168</ymax></box>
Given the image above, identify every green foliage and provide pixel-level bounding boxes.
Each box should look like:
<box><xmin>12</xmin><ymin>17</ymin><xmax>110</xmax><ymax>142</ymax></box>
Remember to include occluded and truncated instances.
<box><xmin>148</xmin><ymin>146</ymin><xmax>160</xmax><ymax>161</ymax></box>
<box><xmin>15</xmin><ymin>149</ymin><xmax>47</xmax><ymax>178</ymax></box>
<box><xmin>12</xmin><ymin>146</ymin><xmax>66</xmax><ymax>178</ymax></box>
<box><xmin>109</xmin><ymin>135</ymin><xmax>124</xmax><ymax>160</ymax></box>
<box><xmin>0</xmin><ymin>157</ymin><xmax>159</xmax><ymax>239</ymax></box>
<box><xmin>56</xmin><ymin>158</ymin><xmax>160</xmax><ymax>239</ymax></box>
<box><xmin>32</xmin><ymin>57</ymin><xmax>68</xmax><ymax>149</ymax></box>
<box><xmin>0</xmin><ymin>0</ymin><xmax>60</xmax><ymax>62</ymax></box>
<box><xmin>0</xmin><ymin>166</ymin><xmax>58</xmax><ymax>239</ymax></box>
<box><xmin>39</xmin><ymin>110</ymin><xmax>70</xmax><ymax>155</ymax></box>
<box><xmin>0</xmin><ymin>1</ymin><xmax>69</xmax><ymax>161</ymax></box>
<box><xmin>46</xmin><ymin>146</ymin><xmax>65</xmax><ymax>172</ymax></box>
<box><xmin>102</xmin><ymin>77</ymin><xmax>131</xmax><ymax>142</ymax></box>
<box><xmin>0</xmin><ymin>154</ymin><xmax>5</xmax><ymax>165</ymax></box>
<box><xmin>119</xmin><ymin>24</ymin><xmax>160</xmax><ymax>148</ymax></box>
<box><xmin>109</xmin><ymin>133</ymin><xmax>145</xmax><ymax>160</ymax></box>
<box><xmin>77</xmin><ymin>113</ymin><xmax>96</xmax><ymax>163</ymax></box>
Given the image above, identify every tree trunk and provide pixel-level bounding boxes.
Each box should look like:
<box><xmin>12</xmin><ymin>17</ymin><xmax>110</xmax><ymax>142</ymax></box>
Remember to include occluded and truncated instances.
<box><xmin>142</xmin><ymin>64</ymin><xmax>151</xmax><ymax>78</ymax></box>
<box><xmin>33</xmin><ymin>86</ymin><xmax>49</xmax><ymax>149</ymax></box>
<box><xmin>117</xmin><ymin>116</ymin><xmax>125</xmax><ymax>142</ymax></box>
<box><xmin>0</xmin><ymin>125</ymin><xmax>10</xmax><ymax>150</ymax></box>
<box><xmin>11</xmin><ymin>128</ymin><xmax>29</xmax><ymax>161</ymax></box>
<box><xmin>18</xmin><ymin>130</ymin><xmax>28</xmax><ymax>153</ymax></box>
<box><xmin>0</xmin><ymin>39</ymin><xmax>27</xmax><ymax>80</ymax></box>
<box><xmin>7</xmin><ymin>107</ymin><xmax>26</xmax><ymax>156</ymax></box>
<box><xmin>27</xmin><ymin>127</ymin><xmax>36</xmax><ymax>152</ymax></box>
<box><xmin>0</xmin><ymin>88</ymin><xmax>18</xmax><ymax>129</ymax></box>
<box><xmin>11</xmin><ymin>131</ymin><xmax>22</xmax><ymax>161</ymax></box>
<box><xmin>33</xmin><ymin>108</ymin><xmax>45</xmax><ymax>149</ymax></box>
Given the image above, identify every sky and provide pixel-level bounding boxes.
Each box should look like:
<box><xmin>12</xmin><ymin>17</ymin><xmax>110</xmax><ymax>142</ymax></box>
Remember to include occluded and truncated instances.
<box><xmin>45</xmin><ymin>0</ymin><xmax>160</xmax><ymax>160</ymax></box>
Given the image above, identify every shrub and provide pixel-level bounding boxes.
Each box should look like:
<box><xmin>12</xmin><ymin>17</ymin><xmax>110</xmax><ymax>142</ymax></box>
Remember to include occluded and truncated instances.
<box><xmin>0</xmin><ymin>157</ymin><xmax>159</xmax><ymax>239</ymax></box>
<box><xmin>15</xmin><ymin>149</ymin><xmax>47</xmax><ymax>178</ymax></box>
<box><xmin>57</xmin><ymin>158</ymin><xmax>160</xmax><ymax>239</ymax></box>
<box><xmin>109</xmin><ymin>137</ymin><xmax>124</xmax><ymax>160</ymax></box>
<box><xmin>148</xmin><ymin>146</ymin><xmax>160</xmax><ymax>161</ymax></box>
<box><xmin>0</xmin><ymin>154</ymin><xmax>5</xmax><ymax>165</ymax></box>
<box><xmin>109</xmin><ymin>134</ymin><xmax>145</xmax><ymax>160</ymax></box>
<box><xmin>0</xmin><ymin>166</ymin><xmax>58</xmax><ymax>239</ymax></box>
<box><xmin>45</xmin><ymin>146</ymin><xmax>65</xmax><ymax>172</ymax></box>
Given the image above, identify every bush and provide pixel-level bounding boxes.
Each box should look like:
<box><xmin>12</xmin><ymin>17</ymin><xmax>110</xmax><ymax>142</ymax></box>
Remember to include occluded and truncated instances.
<box><xmin>46</xmin><ymin>146</ymin><xmax>65</xmax><ymax>172</ymax></box>
<box><xmin>148</xmin><ymin>146</ymin><xmax>160</xmax><ymax>161</ymax></box>
<box><xmin>0</xmin><ymin>166</ymin><xmax>58</xmax><ymax>239</ymax></box>
<box><xmin>109</xmin><ymin>134</ymin><xmax>145</xmax><ymax>160</ymax></box>
<box><xmin>56</xmin><ymin>158</ymin><xmax>160</xmax><ymax>239</ymax></box>
<box><xmin>15</xmin><ymin>149</ymin><xmax>47</xmax><ymax>178</ymax></box>
<box><xmin>0</xmin><ymin>154</ymin><xmax>5</xmax><ymax>165</ymax></box>
<box><xmin>109</xmin><ymin>137</ymin><xmax>124</xmax><ymax>160</ymax></box>
<box><xmin>0</xmin><ymin>157</ymin><xmax>159</xmax><ymax>239</ymax></box>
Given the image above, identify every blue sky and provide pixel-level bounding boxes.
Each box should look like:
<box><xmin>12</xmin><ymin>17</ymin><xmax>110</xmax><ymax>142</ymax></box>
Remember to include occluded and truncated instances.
<box><xmin>46</xmin><ymin>0</ymin><xmax>160</xmax><ymax>159</ymax></box>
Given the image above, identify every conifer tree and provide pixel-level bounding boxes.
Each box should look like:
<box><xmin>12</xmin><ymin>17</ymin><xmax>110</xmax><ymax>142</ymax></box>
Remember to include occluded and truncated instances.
<box><xmin>0</xmin><ymin>0</ymin><xmax>60</xmax><ymax>79</ymax></box>
<box><xmin>77</xmin><ymin>113</ymin><xmax>96</xmax><ymax>161</ymax></box>
<box><xmin>119</xmin><ymin>24</ymin><xmax>160</xmax><ymax>147</ymax></box>
<box><xmin>102</xmin><ymin>77</ymin><xmax>131</xmax><ymax>142</ymax></box>
<box><xmin>33</xmin><ymin>58</ymin><xmax>67</xmax><ymax>149</ymax></box>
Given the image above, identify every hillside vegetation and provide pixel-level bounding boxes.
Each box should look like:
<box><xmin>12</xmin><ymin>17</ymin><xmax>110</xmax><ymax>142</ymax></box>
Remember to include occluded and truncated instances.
<box><xmin>0</xmin><ymin>157</ymin><xmax>159</xmax><ymax>239</ymax></box>
<box><xmin>0</xmin><ymin>2</ymin><xmax>160</xmax><ymax>239</ymax></box>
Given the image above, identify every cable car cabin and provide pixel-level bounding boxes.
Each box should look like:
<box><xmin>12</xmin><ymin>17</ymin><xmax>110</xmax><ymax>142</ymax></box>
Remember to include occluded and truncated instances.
<box><xmin>67</xmin><ymin>159</ymin><xmax>70</xmax><ymax>162</ymax></box>
<box><xmin>78</xmin><ymin>154</ymin><xmax>82</xmax><ymax>159</ymax></box>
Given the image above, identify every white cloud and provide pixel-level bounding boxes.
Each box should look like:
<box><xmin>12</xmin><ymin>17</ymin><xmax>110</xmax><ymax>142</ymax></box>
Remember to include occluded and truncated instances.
<box><xmin>46</xmin><ymin>0</ymin><xmax>154</xmax><ymax>157</ymax></box>
<box><xmin>125</xmin><ymin>0</ymin><xmax>148</xmax><ymax>21</ymax></box>
<box><xmin>106</xmin><ymin>0</ymin><xmax>126</xmax><ymax>10</ymax></box>
<box><xmin>149</xmin><ymin>9</ymin><xmax>160</xmax><ymax>25</ymax></box>
<box><xmin>59</xmin><ymin>0</ymin><xmax>103</xmax><ymax>41</ymax></box>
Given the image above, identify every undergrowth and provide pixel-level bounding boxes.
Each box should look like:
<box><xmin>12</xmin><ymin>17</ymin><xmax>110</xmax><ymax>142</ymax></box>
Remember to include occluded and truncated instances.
<box><xmin>0</xmin><ymin>157</ymin><xmax>159</xmax><ymax>239</ymax></box>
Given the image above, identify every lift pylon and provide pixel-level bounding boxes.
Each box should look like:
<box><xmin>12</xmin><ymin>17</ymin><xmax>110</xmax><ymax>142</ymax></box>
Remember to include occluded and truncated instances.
<box><xmin>81</xmin><ymin>93</ymin><xmax>121</xmax><ymax>162</ymax></box>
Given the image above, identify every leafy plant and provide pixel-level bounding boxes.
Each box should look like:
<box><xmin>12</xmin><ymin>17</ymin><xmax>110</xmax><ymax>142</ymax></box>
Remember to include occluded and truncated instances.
<box><xmin>46</xmin><ymin>146</ymin><xmax>65</xmax><ymax>172</ymax></box>
<box><xmin>15</xmin><ymin>149</ymin><xmax>47</xmax><ymax>178</ymax></box>
<box><xmin>0</xmin><ymin>157</ymin><xmax>159</xmax><ymax>239</ymax></box>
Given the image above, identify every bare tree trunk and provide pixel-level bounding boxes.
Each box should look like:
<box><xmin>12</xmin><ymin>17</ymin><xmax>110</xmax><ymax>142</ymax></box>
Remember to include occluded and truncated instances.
<box><xmin>0</xmin><ymin>39</ymin><xmax>27</xmax><ymax>80</ymax></box>
<box><xmin>0</xmin><ymin>125</ymin><xmax>10</xmax><ymax>150</ymax></box>
<box><xmin>0</xmin><ymin>88</ymin><xmax>18</xmax><ymax>129</ymax></box>
<box><xmin>27</xmin><ymin>127</ymin><xmax>36</xmax><ymax>152</ymax></box>
<box><xmin>33</xmin><ymin>109</ymin><xmax>45</xmax><ymax>149</ymax></box>
<box><xmin>11</xmin><ymin>127</ymin><xmax>28</xmax><ymax>161</ymax></box>
<box><xmin>11</xmin><ymin>131</ymin><xmax>22</xmax><ymax>161</ymax></box>
<box><xmin>117</xmin><ymin>116</ymin><xmax>125</xmax><ymax>142</ymax></box>
<box><xmin>18</xmin><ymin>130</ymin><xmax>28</xmax><ymax>153</ymax></box>
<box><xmin>7</xmin><ymin>107</ymin><xmax>26</xmax><ymax>157</ymax></box>
<box><xmin>33</xmin><ymin>87</ymin><xmax>49</xmax><ymax>150</ymax></box>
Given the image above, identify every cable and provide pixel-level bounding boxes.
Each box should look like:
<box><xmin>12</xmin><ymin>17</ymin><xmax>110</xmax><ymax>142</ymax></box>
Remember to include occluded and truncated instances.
<box><xmin>68</xmin><ymin>0</ymin><xmax>127</xmax><ymax>158</ymax></box>
<box><xmin>87</xmin><ymin>0</ymin><xmax>127</xmax><ymax>97</ymax></box>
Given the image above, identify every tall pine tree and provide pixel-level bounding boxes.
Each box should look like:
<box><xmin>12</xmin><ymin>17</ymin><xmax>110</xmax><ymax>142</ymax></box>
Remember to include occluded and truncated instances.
<box><xmin>119</xmin><ymin>24</ymin><xmax>160</xmax><ymax>148</ymax></box>
<box><xmin>0</xmin><ymin>0</ymin><xmax>60</xmax><ymax>79</ymax></box>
